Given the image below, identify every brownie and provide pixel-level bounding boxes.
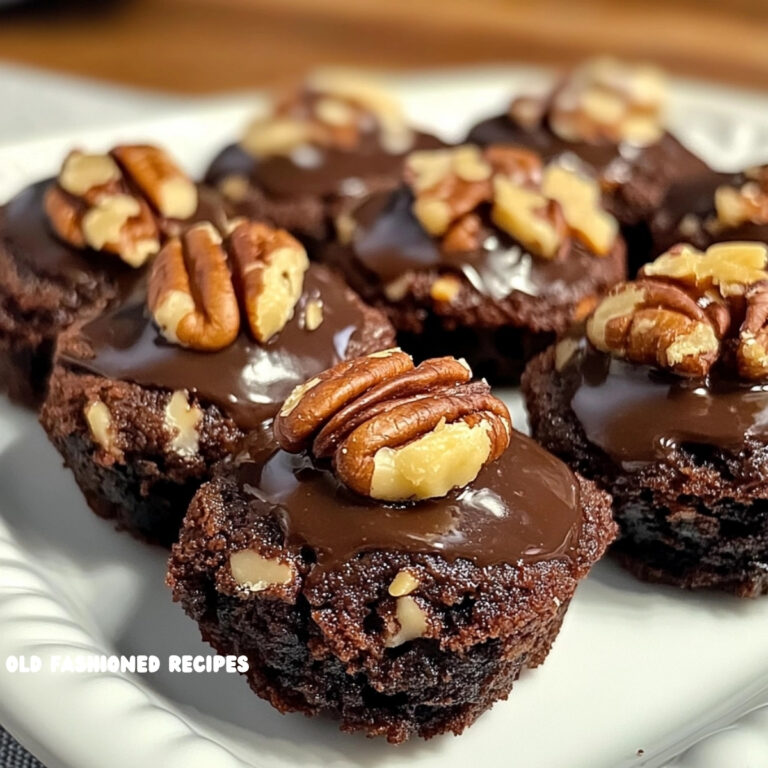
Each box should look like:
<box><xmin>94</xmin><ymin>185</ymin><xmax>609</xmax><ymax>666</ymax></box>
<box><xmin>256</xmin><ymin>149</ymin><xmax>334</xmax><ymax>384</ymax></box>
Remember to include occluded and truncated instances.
<box><xmin>649</xmin><ymin>165</ymin><xmax>768</xmax><ymax>256</ymax></box>
<box><xmin>467</xmin><ymin>58</ymin><xmax>711</xmax><ymax>271</ymax></box>
<box><xmin>522</xmin><ymin>241</ymin><xmax>768</xmax><ymax>596</ymax></box>
<box><xmin>319</xmin><ymin>144</ymin><xmax>626</xmax><ymax>382</ymax></box>
<box><xmin>0</xmin><ymin>145</ymin><xmax>225</xmax><ymax>407</ymax></box>
<box><xmin>168</xmin><ymin>350</ymin><xmax>616</xmax><ymax>742</ymax></box>
<box><xmin>40</xmin><ymin>224</ymin><xmax>396</xmax><ymax>546</ymax></box>
<box><xmin>0</xmin><ymin>180</ymin><xmax>127</xmax><ymax>406</ymax></box>
<box><xmin>205</xmin><ymin>71</ymin><xmax>442</xmax><ymax>247</ymax></box>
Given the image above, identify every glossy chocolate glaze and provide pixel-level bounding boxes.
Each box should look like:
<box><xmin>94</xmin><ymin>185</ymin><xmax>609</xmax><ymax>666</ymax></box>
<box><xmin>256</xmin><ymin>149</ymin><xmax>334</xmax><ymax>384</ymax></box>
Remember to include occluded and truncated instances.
<box><xmin>651</xmin><ymin>170</ymin><xmax>768</xmax><ymax>254</ymax></box>
<box><xmin>350</xmin><ymin>187</ymin><xmax>611</xmax><ymax>300</ymax></box>
<box><xmin>61</xmin><ymin>266</ymin><xmax>387</xmax><ymax>430</ymax></box>
<box><xmin>1</xmin><ymin>179</ymin><xmax>226</xmax><ymax>284</ymax></box>
<box><xmin>467</xmin><ymin>116</ymin><xmax>708</xmax><ymax>187</ymax></box>
<box><xmin>568</xmin><ymin>343</ymin><xmax>768</xmax><ymax>466</ymax></box>
<box><xmin>235</xmin><ymin>429</ymin><xmax>582</xmax><ymax>572</ymax></box>
<box><xmin>0</xmin><ymin>180</ymin><xmax>119</xmax><ymax>282</ymax></box>
<box><xmin>206</xmin><ymin>131</ymin><xmax>442</xmax><ymax>201</ymax></box>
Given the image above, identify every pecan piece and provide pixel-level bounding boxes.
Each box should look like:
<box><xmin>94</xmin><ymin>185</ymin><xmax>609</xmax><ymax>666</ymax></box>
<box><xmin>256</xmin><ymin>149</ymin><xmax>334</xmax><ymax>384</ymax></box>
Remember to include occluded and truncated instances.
<box><xmin>737</xmin><ymin>283</ymin><xmax>768</xmax><ymax>380</ymax></box>
<box><xmin>401</xmin><ymin>144</ymin><xmax>617</xmax><ymax>259</ymax></box>
<box><xmin>228</xmin><ymin>220</ymin><xmax>309</xmax><ymax>343</ymax></box>
<box><xmin>714</xmin><ymin>168</ymin><xmax>768</xmax><ymax>229</ymax></box>
<box><xmin>587</xmin><ymin>280</ymin><xmax>720</xmax><ymax>377</ymax></box>
<box><xmin>549</xmin><ymin>57</ymin><xmax>665</xmax><ymax>147</ymax></box>
<box><xmin>148</xmin><ymin>222</ymin><xmax>240</xmax><ymax>351</ymax></box>
<box><xmin>242</xmin><ymin>72</ymin><xmax>413</xmax><ymax>157</ymax></box>
<box><xmin>491</xmin><ymin>175</ymin><xmax>567</xmax><ymax>259</ymax></box>
<box><xmin>274</xmin><ymin>351</ymin><xmax>511</xmax><ymax>501</ymax></box>
<box><xmin>642</xmin><ymin>242</ymin><xmax>768</xmax><ymax>297</ymax></box>
<box><xmin>45</xmin><ymin>144</ymin><xmax>197</xmax><ymax>267</ymax></box>
<box><xmin>541</xmin><ymin>163</ymin><xmax>617</xmax><ymax>255</ymax></box>
<box><xmin>484</xmin><ymin>145</ymin><xmax>542</xmax><ymax>185</ymax></box>
<box><xmin>406</xmin><ymin>146</ymin><xmax>492</xmax><ymax>237</ymax></box>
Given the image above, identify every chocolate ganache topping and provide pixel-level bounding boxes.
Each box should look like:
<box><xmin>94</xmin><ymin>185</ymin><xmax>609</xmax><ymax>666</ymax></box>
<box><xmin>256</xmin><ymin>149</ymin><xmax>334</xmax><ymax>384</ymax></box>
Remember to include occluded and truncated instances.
<box><xmin>1</xmin><ymin>173</ymin><xmax>225</xmax><ymax>285</ymax></box>
<box><xmin>563</xmin><ymin>241</ymin><xmax>768</xmax><ymax>466</ymax></box>
<box><xmin>235</xmin><ymin>428</ymin><xmax>581</xmax><ymax>575</ymax></box>
<box><xmin>206</xmin><ymin>72</ymin><xmax>442</xmax><ymax>201</ymax></box>
<box><xmin>60</xmin><ymin>265</ymin><xmax>391</xmax><ymax>430</ymax></box>
<box><xmin>350</xmin><ymin>186</ymin><xmax>611</xmax><ymax>301</ymax></box>
<box><xmin>1</xmin><ymin>180</ymin><xmax>127</xmax><ymax>282</ymax></box>
<box><xmin>468</xmin><ymin>58</ymin><xmax>708</xmax><ymax>202</ymax></box>
<box><xmin>245</xmin><ymin>349</ymin><xmax>583</xmax><ymax>572</ymax></box>
<box><xmin>568</xmin><ymin>342</ymin><xmax>768</xmax><ymax>465</ymax></box>
<box><xmin>652</xmin><ymin>166</ymin><xmax>768</xmax><ymax>254</ymax></box>
<box><xmin>344</xmin><ymin>144</ymin><xmax>620</xmax><ymax>301</ymax></box>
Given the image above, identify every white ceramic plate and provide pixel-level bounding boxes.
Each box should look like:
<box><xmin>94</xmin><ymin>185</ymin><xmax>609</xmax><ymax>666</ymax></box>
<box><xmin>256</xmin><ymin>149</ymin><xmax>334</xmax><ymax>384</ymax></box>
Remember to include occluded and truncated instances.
<box><xmin>1</xmin><ymin>69</ymin><xmax>768</xmax><ymax>768</ymax></box>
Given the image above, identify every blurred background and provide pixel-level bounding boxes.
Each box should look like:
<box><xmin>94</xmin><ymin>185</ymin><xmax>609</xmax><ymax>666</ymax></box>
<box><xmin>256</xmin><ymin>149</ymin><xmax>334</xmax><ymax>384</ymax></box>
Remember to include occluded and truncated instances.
<box><xmin>0</xmin><ymin>0</ymin><xmax>767</xmax><ymax>92</ymax></box>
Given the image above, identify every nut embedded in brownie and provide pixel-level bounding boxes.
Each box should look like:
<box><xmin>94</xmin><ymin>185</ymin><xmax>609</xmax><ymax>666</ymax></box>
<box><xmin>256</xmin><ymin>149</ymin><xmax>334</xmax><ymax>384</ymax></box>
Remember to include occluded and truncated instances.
<box><xmin>168</xmin><ymin>349</ymin><xmax>616</xmax><ymax>741</ymax></box>
<box><xmin>205</xmin><ymin>70</ymin><xmax>442</xmax><ymax>246</ymax></box>
<box><xmin>319</xmin><ymin>143</ymin><xmax>626</xmax><ymax>382</ymax></box>
<box><xmin>40</xmin><ymin>220</ymin><xmax>396</xmax><ymax>546</ymax></box>
<box><xmin>0</xmin><ymin>143</ymin><xmax>223</xmax><ymax>406</ymax></box>
<box><xmin>523</xmin><ymin>241</ymin><xmax>768</xmax><ymax>596</ymax></box>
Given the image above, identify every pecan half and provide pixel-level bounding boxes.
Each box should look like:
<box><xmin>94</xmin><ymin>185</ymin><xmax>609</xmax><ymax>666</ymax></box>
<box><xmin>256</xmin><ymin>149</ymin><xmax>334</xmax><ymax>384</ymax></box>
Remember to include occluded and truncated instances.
<box><xmin>148</xmin><ymin>220</ymin><xmax>309</xmax><ymax>351</ymax></box>
<box><xmin>587</xmin><ymin>281</ymin><xmax>720</xmax><ymax>377</ymax></box>
<box><xmin>149</xmin><ymin>223</ymin><xmax>240</xmax><ymax>351</ymax></box>
<box><xmin>111</xmin><ymin>145</ymin><xmax>198</xmax><ymax>220</ymax></box>
<box><xmin>737</xmin><ymin>282</ymin><xmax>768</xmax><ymax>380</ymax></box>
<box><xmin>44</xmin><ymin>144</ymin><xmax>197</xmax><ymax>267</ymax></box>
<box><xmin>228</xmin><ymin>220</ymin><xmax>309</xmax><ymax>343</ymax></box>
<box><xmin>273</xmin><ymin>351</ymin><xmax>511</xmax><ymax>501</ymax></box>
<box><xmin>587</xmin><ymin>241</ymin><xmax>768</xmax><ymax>379</ymax></box>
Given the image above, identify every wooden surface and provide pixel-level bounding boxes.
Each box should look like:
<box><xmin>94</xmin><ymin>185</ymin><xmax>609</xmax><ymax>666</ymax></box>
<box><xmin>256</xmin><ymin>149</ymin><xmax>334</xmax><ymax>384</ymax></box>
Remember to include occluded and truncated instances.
<box><xmin>1</xmin><ymin>0</ymin><xmax>767</xmax><ymax>93</ymax></box>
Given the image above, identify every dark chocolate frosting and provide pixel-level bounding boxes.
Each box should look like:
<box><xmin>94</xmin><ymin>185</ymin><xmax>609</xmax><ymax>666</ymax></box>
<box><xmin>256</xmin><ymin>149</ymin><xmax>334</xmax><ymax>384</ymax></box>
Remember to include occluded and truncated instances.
<box><xmin>651</xmin><ymin>169</ymin><xmax>768</xmax><ymax>254</ymax></box>
<box><xmin>234</xmin><ymin>429</ymin><xmax>582</xmax><ymax>572</ymax></box>
<box><xmin>567</xmin><ymin>342</ymin><xmax>768</xmax><ymax>466</ymax></box>
<box><xmin>348</xmin><ymin>186</ymin><xmax>613</xmax><ymax>300</ymax></box>
<box><xmin>1</xmin><ymin>180</ymin><xmax>123</xmax><ymax>282</ymax></box>
<box><xmin>468</xmin><ymin>115</ymin><xmax>621</xmax><ymax>174</ymax></box>
<box><xmin>206</xmin><ymin>130</ymin><xmax>442</xmax><ymax>201</ymax></box>
<box><xmin>467</xmin><ymin>116</ymin><xmax>708</xmax><ymax>189</ymax></box>
<box><xmin>60</xmin><ymin>265</ymin><xmax>390</xmax><ymax>430</ymax></box>
<box><xmin>1</xmin><ymin>179</ymin><xmax>226</xmax><ymax>284</ymax></box>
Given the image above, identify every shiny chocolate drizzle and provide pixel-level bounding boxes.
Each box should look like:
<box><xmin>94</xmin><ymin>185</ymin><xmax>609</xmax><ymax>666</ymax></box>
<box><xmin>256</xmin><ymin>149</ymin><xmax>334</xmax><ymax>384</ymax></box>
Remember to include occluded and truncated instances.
<box><xmin>349</xmin><ymin>186</ymin><xmax>609</xmax><ymax>300</ymax></box>
<box><xmin>1</xmin><ymin>179</ymin><xmax>226</xmax><ymax>285</ymax></box>
<box><xmin>60</xmin><ymin>266</ymin><xmax>385</xmax><ymax>430</ymax></box>
<box><xmin>568</xmin><ymin>343</ymin><xmax>768</xmax><ymax>466</ymax></box>
<box><xmin>235</xmin><ymin>430</ymin><xmax>582</xmax><ymax>571</ymax></box>
<box><xmin>1</xmin><ymin>180</ymin><xmax>121</xmax><ymax>281</ymax></box>
<box><xmin>206</xmin><ymin>130</ymin><xmax>442</xmax><ymax>201</ymax></box>
<box><xmin>651</xmin><ymin>169</ymin><xmax>768</xmax><ymax>253</ymax></box>
<box><xmin>467</xmin><ymin>116</ymin><xmax>708</xmax><ymax>190</ymax></box>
